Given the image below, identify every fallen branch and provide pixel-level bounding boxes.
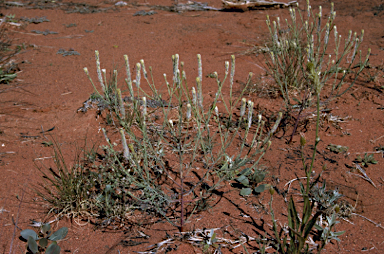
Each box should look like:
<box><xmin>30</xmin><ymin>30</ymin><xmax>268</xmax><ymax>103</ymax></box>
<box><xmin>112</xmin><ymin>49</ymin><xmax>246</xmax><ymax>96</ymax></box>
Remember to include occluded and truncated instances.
<box><xmin>222</xmin><ymin>0</ymin><xmax>297</xmax><ymax>11</ymax></box>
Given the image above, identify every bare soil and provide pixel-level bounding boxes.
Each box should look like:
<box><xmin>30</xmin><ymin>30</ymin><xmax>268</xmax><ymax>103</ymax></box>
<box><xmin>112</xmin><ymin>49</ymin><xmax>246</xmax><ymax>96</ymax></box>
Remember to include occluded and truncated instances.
<box><xmin>1</xmin><ymin>0</ymin><xmax>384</xmax><ymax>253</ymax></box>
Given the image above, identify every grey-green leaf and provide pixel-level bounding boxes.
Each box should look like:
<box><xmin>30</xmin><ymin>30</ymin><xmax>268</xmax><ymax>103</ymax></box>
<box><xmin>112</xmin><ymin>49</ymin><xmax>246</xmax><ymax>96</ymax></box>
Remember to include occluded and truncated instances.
<box><xmin>332</xmin><ymin>230</ymin><xmax>345</xmax><ymax>237</ymax></box>
<box><xmin>236</xmin><ymin>175</ymin><xmax>249</xmax><ymax>186</ymax></box>
<box><xmin>28</xmin><ymin>236</ymin><xmax>39</xmax><ymax>254</ymax></box>
<box><xmin>42</xmin><ymin>223</ymin><xmax>51</xmax><ymax>235</ymax></box>
<box><xmin>39</xmin><ymin>237</ymin><xmax>48</xmax><ymax>248</ymax></box>
<box><xmin>46</xmin><ymin>242</ymin><xmax>61</xmax><ymax>254</ymax></box>
<box><xmin>21</xmin><ymin>229</ymin><xmax>39</xmax><ymax>241</ymax></box>
<box><xmin>240</xmin><ymin>187</ymin><xmax>252</xmax><ymax>196</ymax></box>
<box><xmin>253</xmin><ymin>170</ymin><xmax>266</xmax><ymax>183</ymax></box>
<box><xmin>254</xmin><ymin>184</ymin><xmax>267</xmax><ymax>193</ymax></box>
<box><xmin>48</xmin><ymin>227</ymin><xmax>68</xmax><ymax>241</ymax></box>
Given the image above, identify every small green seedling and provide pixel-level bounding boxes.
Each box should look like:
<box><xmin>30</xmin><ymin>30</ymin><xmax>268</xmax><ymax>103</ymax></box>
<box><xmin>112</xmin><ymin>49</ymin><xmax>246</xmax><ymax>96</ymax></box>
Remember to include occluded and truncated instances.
<box><xmin>5</xmin><ymin>14</ymin><xmax>18</xmax><ymax>23</ymax></box>
<box><xmin>354</xmin><ymin>153</ymin><xmax>378</xmax><ymax>167</ymax></box>
<box><xmin>202</xmin><ymin>229</ymin><xmax>219</xmax><ymax>253</ymax></box>
<box><xmin>326</xmin><ymin>144</ymin><xmax>348</xmax><ymax>154</ymax></box>
<box><xmin>20</xmin><ymin>223</ymin><xmax>68</xmax><ymax>254</ymax></box>
<box><xmin>314</xmin><ymin>213</ymin><xmax>345</xmax><ymax>244</ymax></box>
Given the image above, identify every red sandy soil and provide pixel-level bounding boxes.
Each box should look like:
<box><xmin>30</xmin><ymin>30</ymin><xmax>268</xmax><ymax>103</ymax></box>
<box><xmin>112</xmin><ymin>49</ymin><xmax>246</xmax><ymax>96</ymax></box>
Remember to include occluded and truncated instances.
<box><xmin>0</xmin><ymin>0</ymin><xmax>384</xmax><ymax>253</ymax></box>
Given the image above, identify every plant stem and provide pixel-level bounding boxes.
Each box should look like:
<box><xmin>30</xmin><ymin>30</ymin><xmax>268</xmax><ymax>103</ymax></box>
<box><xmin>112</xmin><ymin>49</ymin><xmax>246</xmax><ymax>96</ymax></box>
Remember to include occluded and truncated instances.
<box><xmin>307</xmin><ymin>92</ymin><xmax>320</xmax><ymax>193</ymax></box>
<box><xmin>9</xmin><ymin>188</ymin><xmax>24</xmax><ymax>254</ymax></box>
<box><xmin>180</xmin><ymin>184</ymin><xmax>184</xmax><ymax>232</ymax></box>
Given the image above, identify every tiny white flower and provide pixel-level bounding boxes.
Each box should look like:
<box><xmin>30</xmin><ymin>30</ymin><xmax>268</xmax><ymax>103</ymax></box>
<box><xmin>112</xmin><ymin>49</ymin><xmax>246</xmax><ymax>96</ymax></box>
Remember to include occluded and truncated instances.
<box><xmin>192</xmin><ymin>87</ymin><xmax>197</xmax><ymax>105</ymax></box>
<box><xmin>226</xmin><ymin>155</ymin><xmax>233</xmax><ymax>168</ymax></box>
<box><xmin>186</xmin><ymin>103</ymin><xmax>192</xmax><ymax>120</ymax></box>
<box><xmin>214</xmin><ymin>106</ymin><xmax>219</xmax><ymax>117</ymax></box>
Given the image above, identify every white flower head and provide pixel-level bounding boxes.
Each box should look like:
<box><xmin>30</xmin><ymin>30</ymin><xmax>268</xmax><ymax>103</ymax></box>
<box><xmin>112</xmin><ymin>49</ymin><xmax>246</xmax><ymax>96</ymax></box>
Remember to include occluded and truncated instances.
<box><xmin>247</xmin><ymin>100</ymin><xmax>254</xmax><ymax>129</ymax></box>
<box><xmin>192</xmin><ymin>87</ymin><xmax>197</xmax><ymax>106</ymax></box>
<box><xmin>140</xmin><ymin>59</ymin><xmax>147</xmax><ymax>78</ymax></box>
<box><xmin>142</xmin><ymin>97</ymin><xmax>147</xmax><ymax>115</ymax></box>
<box><xmin>186</xmin><ymin>103</ymin><xmax>192</xmax><ymax>120</ymax></box>
<box><xmin>334</xmin><ymin>25</ymin><xmax>338</xmax><ymax>39</ymax></box>
<box><xmin>240</xmin><ymin>98</ymin><xmax>247</xmax><ymax>117</ymax></box>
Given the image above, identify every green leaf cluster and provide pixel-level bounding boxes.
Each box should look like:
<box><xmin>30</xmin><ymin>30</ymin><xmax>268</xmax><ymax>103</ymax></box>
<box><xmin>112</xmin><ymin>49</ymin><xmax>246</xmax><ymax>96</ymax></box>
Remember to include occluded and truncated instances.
<box><xmin>235</xmin><ymin>167</ymin><xmax>269</xmax><ymax>196</ymax></box>
<box><xmin>20</xmin><ymin>223</ymin><xmax>68</xmax><ymax>254</ymax></box>
<box><xmin>354</xmin><ymin>153</ymin><xmax>378</xmax><ymax>167</ymax></box>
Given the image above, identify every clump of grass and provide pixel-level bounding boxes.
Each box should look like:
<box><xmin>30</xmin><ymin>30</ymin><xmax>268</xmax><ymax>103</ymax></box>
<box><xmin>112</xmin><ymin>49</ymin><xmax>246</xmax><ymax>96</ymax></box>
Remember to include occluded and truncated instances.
<box><xmin>35</xmin><ymin>138</ymin><xmax>143</xmax><ymax>227</ymax></box>
<box><xmin>35</xmin><ymin>140</ymin><xmax>98</xmax><ymax>219</ymax></box>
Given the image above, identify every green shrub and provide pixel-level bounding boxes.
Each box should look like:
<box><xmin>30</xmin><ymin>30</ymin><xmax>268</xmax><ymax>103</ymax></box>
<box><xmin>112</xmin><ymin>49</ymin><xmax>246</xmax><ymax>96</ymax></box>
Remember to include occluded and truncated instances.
<box><xmin>37</xmin><ymin>53</ymin><xmax>282</xmax><ymax>231</ymax></box>
<box><xmin>263</xmin><ymin>0</ymin><xmax>369</xmax><ymax>112</ymax></box>
<box><xmin>268</xmin><ymin>46</ymin><xmax>345</xmax><ymax>253</ymax></box>
<box><xmin>80</xmin><ymin>52</ymin><xmax>282</xmax><ymax>230</ymax></box>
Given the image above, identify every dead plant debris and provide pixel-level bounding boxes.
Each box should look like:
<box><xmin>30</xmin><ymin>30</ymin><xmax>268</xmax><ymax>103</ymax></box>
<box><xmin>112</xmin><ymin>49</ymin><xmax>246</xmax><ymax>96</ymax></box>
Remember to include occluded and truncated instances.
<box><xmin>222</xmin><ymin>0</ymin><xmax>298</xmax><ymax>11</ymax></box>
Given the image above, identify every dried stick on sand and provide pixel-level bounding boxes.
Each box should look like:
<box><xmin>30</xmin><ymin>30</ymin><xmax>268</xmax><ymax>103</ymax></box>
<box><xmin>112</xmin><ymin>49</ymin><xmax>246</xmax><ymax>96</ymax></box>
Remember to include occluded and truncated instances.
<box><xmin>222</xmin><ymin>0</ymin><xmax>298</xmax><ymax>11</ymax></box>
